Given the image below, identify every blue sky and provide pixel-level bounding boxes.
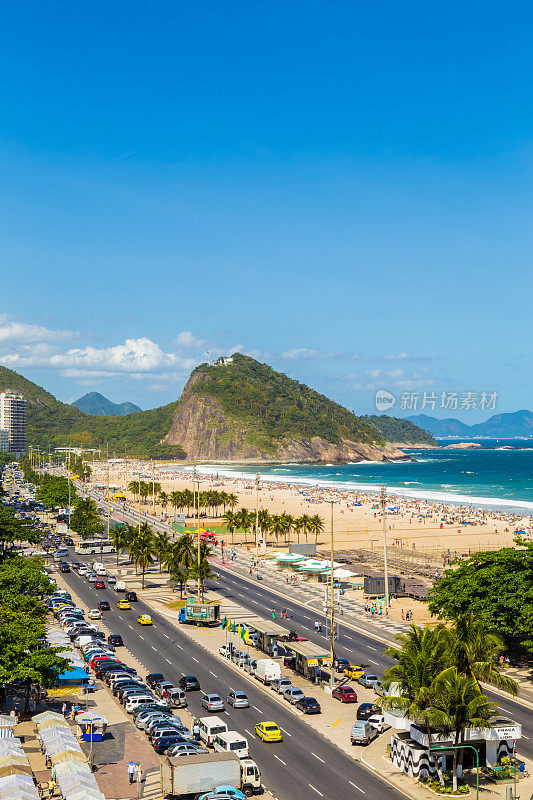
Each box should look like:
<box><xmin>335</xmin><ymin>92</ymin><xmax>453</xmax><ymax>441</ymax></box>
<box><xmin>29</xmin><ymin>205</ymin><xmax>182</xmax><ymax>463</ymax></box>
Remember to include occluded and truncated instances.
<box><xmin>1</xmin><ymin>1</ymin><xmax>532</xmax><ymax>420</ymax></box>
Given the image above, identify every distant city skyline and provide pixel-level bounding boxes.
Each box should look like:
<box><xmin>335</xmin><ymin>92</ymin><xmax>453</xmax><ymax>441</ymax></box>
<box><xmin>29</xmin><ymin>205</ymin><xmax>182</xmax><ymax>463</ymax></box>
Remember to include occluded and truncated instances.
<box><xmin>1</xmin><ymin>2</ymin><xmax>531</xmax><ymax>420</ymax></box>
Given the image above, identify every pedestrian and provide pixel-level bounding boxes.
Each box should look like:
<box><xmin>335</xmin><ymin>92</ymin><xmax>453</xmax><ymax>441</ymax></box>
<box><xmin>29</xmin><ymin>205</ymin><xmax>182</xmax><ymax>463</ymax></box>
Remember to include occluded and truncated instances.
<box><xmin>271</xmin><ymin>610</ymin><xmax>276</xmax><ymax>621</ymax></box>
<box><xmin>192</xmin><ymin>719</ymin><xmax>200</xmax><ymax>741</ymax></box>
<box><xmin>401</xmin><ymin>609</ymin><xmax>404</xmax><ymax>620</ymax></box>
<box><xmin>137</xmin><ymin>764</ymin><xmax>144</xmax><ymax>785</ymax></box>
<box><xmin>127</xmin><ymin>762</ymin><xmax>136</xmax><ymax>784</ymax></box>
<box><xmin>61</xmin><ymin>702</ymin><xmax>67</xmax><ymax>716</ymax></box>
<box><xmin>314</xmin><ymin>620</ymin><xmax>319</xmax><ymax>632</ymax></box>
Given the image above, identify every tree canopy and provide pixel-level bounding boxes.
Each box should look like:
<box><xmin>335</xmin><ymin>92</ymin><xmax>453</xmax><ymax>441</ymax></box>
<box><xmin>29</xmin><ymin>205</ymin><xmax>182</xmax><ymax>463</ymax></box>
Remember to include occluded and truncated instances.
<box><xmin>428</xmin><ymin>539</ymin><xmax>533</xmax><ymax>657</ymax></box>
<box><xmin>69</xmin><ymin>497</ymin><xmax>104</xmax><ymax>539</ymax></box>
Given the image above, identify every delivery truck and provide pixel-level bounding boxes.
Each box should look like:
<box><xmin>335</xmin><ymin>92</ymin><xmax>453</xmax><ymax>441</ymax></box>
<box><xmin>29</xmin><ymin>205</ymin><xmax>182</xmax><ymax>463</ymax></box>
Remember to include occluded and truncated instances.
<box><xmin>160</xmin><ymin>752</ymin><xmax>261</xmax><ymax>798</ymax></box>
<box><xmin>254</xmin><ymin>658</ymin><xmax>281</xmax><ymax>685</ymax></box>
<box><xmin>177</xmin><ymin>602</ymin><xmax>220</xmax><ymax>627</ymax></box>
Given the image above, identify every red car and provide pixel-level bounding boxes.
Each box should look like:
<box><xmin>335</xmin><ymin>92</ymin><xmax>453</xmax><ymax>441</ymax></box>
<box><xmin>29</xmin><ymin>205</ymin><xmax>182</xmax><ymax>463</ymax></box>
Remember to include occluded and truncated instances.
<box><xmin>332</xmin><ymin>685</ymin><xmax>358</xmax><ymax>703</ymax></box>
<box><xmin>95</xmin><ymin>580</ymin><xmax>105</xmax><ymax>589</ymax></box>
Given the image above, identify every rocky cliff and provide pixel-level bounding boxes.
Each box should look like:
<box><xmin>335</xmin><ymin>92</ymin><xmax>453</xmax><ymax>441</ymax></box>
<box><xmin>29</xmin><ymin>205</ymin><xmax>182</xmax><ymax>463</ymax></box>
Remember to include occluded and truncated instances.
<box><xmin>163</xmin><ymin>368</ymin><xmax>410</xmax><ymax>463</ymax></box>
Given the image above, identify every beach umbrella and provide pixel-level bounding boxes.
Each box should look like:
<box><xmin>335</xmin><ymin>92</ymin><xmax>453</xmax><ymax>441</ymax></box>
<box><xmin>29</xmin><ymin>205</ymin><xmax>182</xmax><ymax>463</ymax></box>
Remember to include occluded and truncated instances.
<box><xmin>66</xmin><ymin>790</ymin><xmax>105</xmax><ymax>800</ymax></box>
<box><xmin>37</xmin><ymin>718</ymin><xmax>70</xmax><ymax>731</ymax></box>
<box><xmin>0</xmin><ymin>744</ymin><xmax>24</xmax><ymax>757</ymax></box>
<box><xmin>0</xmin><ymin>716</ymin><xmax>18</xmax><ymax>729</ymax></box>
<box><xmin>0</xmin><ymin>756</ymin><xmax>29</xmax><ymax>770</ymax></box>
<box><xmin>0</xmin><ymin>762</ymin><xmax>33</xmax><ymax>778</ymax></box>
<box><xmin>50</xmin><ymin>750</ymin><xmax>87</xmax><ymax>766</ymax></box>
<box><xmin>33</xmin><ymin>711</ymin><xmax>65</xmax><ymax>726</ymax></box>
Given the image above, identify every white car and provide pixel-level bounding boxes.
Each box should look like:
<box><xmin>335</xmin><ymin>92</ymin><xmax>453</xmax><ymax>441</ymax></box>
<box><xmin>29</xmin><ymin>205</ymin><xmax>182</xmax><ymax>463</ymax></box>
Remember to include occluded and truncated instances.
<box><xmin>368</xmin><ymin>714</ymin><xmax>389</xmax><ymax>732</ymax></box>
<box><xmin>107</xmin><ymin>575</ymin><xmax>116</xmax><ymax>585</ymax></box>
<box><xmin>219</xmin><ymin>645</ymin><xmax>231</xmax><ymax>658</ymax></box>
<box><xmin>79</xmin><ymin>566</ymin><xmax>88</xmax><ymax>576</ymax></box>
<box><xmin>88</xmin><ymin>609</ymin><xmax>101</xmax><ymax>620</ymax></box>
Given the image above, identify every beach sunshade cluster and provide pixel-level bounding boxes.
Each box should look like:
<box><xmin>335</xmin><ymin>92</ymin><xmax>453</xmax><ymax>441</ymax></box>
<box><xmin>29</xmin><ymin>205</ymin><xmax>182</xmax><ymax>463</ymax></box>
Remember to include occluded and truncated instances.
<box><xmin>0</xmin><ymin>716</ymin><xmax>18</xmax><ymax>729</ymax></box>
<box><xmin>33</xmin><ymin>713</ymin><xmax>102</xmax><ymax>800</ymax></box>
<box><xmin>0</xmin><ymin>731</ymin><xmax>38</xmax><ymax>800</ymax></box>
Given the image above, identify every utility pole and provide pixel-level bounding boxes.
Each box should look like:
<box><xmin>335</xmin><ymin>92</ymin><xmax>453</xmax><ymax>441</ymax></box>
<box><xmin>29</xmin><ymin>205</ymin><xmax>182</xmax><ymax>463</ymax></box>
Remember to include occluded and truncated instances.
<box><xmin>67</xmin><ymin>448</ymin><xmax>71</xmax><ymax>532</ymax></box>
<box><xmin>151</xmin><ymin>460</ymin><xmax>155</xmax><ymax>515</ymax></box>
<box><xmin>106</xmin><ymin>461</ymin><xmax>110</xmax><ymax>547</ymax></box>
<box><xmin>195</xmin><ymin>479</ymin><xmax>201</xmax><ymax>599</ymax></box>
<box><xmin>255</xmin><ymin>471</ymin><xmax>259</xmax><ymax>559</ymax></box>
<box><xmin>328</xmin><ymin>499</ymin><xmax>338</xmax><ymax>688</ymax></box>
<box><xmin>380</xmin><ymin>485</ymin><xmax>390</xmax><ymax>609</ymax></box>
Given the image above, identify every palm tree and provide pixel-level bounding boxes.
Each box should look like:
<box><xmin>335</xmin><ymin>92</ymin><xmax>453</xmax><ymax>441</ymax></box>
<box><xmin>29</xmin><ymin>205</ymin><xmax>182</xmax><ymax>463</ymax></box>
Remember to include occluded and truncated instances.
<box><xmin>280</xmin><ymin>513</ymin><xmax>294</xmax><ymax>548</ymax></box>
<box><xmin>269</xmin><ymin>514</ymin><xmax>285</xmax><ymax>545</ymax></box>
<box><xmin>109</xmin><ymin>526</ymin><xmax>129</xmax><ymax>567</ymax></box>
<box><xmin>222</xmin><ymin>511</ymin><xmax>237</xmax><ymax>545</ymax></box>
<box><xmin>299</xmin><ymin>513</ymin><xmax>312</xmax><ymax>542</ymax></box>
<box><xmin>227</xmin><ymin>493</ymin><xmax>238</xmax><ymax>512</ymax></box>
<box><xmin>309</xmin><ymin>514</ymin><xmax>325</xmax><ymax>546</ymax></box>
<box><xmin>162</xmin><ymin>543</ymin><xmax>189</xmax><ymax>596</ymax></box>
<box><xmin>170</xmin><ymin>565</ymin><xmax>189</xmax><ymax>598</ymax></box>
<box><xmin>158</xmin><ymin>490</ymin><xmax>169</xmax><ymax>510</ymax></box>
<box><xmin>175</xmin><ymin>533</ymin><xmax>196</xmax><ymax>572</ymax></box>
<box><xmin>430</xmin><ymin>668</ymin><xmax>496</xmax><ymax>791</ymax></box>
<box><xmin>128</xmin><ymin>480</ymin><xmax>139</xmax><ymax>500</ymax></box>
<box><xmin>129</xmin><ymin>524</ymin><xmax>157</xmax><ymax>590</ymax></box>
<box><xmin>381</xmin><ymin>624</ymin><xmax>449</xmax><ymax>783</ymax></box>
<box><xmin>258</xmin><ymin>508</ymin><xmax>271</xmax><ymax>546</ymax></box>
<box><xmin>190</xmin><ymin>557</ymin><xmax>218</xmax><ymax>601</ymax></box>
<box><xmin>169</xmin><ymin>490</ymin><xmax>181</xmax><ymax>513</ymax></box>
<box><xmin>154</xmin><ymin>531</ymin><xmax>171</xmax><ymax>572</ymax></box>
<box><xmin>447</xmin><ymin>613</ymin><xmax>519</xmax><ymax>696</ymax></box>
<box><xmin>235</xmin><ymin>508</ymin><xmax>253</xmax><ymax>544</ymax></box>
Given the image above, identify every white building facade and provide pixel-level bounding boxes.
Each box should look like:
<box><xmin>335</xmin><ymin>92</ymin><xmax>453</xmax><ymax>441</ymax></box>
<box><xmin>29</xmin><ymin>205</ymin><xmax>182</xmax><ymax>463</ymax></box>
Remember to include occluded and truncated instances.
<box><xmin>0</xmin><ymin>392</ymin><xmax>27</xmax><ymax>454</ymax></box>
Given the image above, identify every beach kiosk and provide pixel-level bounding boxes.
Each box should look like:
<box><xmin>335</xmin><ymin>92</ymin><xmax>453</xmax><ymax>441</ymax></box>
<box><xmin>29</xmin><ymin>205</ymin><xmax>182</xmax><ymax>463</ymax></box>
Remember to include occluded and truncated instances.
<box><xmin>246</xmin><ymin>619</ymin><xmax>290</xmax><ymax>656</ymax></box>
<box><xmin>75</xmin><ymin>711</ymin><xmax>108</xmax><ymax>742</ymax></box>
<box><xmin>283</xmin><ymin>641</ymin><xmax>332</xmax><ymax>683</ymax></box>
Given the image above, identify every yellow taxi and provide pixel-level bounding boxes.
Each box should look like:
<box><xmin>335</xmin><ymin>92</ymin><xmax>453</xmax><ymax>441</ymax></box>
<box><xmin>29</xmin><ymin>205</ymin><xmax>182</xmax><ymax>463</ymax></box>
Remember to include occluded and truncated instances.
<box><xmin>137</xmin><ymin>614</ymin><xmax>152</xmax><ymax>625</ymax></box>
<box><xmin>344</xmin><ymin>665</ymin><xmax>365</xmax><ymax>680</ymax></box>
<box><xmin>116</xmin><ymin>600</ymin><xmax>130</xmax><ymax>610</ymax></box>
<box><xmin>254</xmin><ymin>721</ymin><xmax>283</xmax><ymax>743</ymax></box>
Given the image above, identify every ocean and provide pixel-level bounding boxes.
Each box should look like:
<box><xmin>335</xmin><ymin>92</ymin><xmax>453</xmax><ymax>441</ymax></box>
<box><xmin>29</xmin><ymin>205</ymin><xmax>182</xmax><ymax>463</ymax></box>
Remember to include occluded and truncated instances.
<box><xmin>191</xmin><ymin>439</ymin><xmax>533</xmax><ymax>514</ymax></box>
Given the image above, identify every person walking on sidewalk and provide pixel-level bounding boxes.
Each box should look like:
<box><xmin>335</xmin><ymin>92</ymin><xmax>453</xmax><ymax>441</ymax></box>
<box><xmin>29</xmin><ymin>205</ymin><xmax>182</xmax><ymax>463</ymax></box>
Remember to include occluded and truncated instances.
<box><xmin>127</xmin><ymin>762</ymin><xmax>136</xmax><ymax>784</ymax></box>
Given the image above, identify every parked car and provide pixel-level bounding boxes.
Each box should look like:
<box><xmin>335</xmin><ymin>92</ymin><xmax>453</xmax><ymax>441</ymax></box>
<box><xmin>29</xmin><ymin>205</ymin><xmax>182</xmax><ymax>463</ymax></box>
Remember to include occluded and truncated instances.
<box><xmin>166</xmin><ymin>742</ymin><xmax>208</xmax><ymax>757</ymax></box>
<box><xmin>178</xmin><ymin>675</ymin><xmax>201</xmax><ymax>691</ymax></box>
<box><xmin>344</xmin><ymin>665</ymin><xmax>365</xmax><ymax>680</ymax></box>
<box><xmin>334</xmin><ymin>658</ymin><xmax>350</xmax><ymax>674</ymax></box>
<box><xmin>358</xmin><ymin>673</ymin><xmax>380</xmax><ymax>689</ymax></box>
<box><xmin>88</xmin><ymin>609</ymin><xmax>101</xmax><ymax>620</ymax></box>
<box><xmin>357</xmin><ymin>703</ymin><xmax>382</xmax><ymax>721</ymax></box>
<box><xmin>270</xmin><ymin>678</ymin><xmax>292</xmax><ymax>695</ymax></box>
<box><xmin>283</xmin><ymin>687</ymin><xmax>305</xmax><ymax>705</ymax></box>
<box><xmin>146</xmin><ymin>673</ymin><xmax>165</xmax><ymax>689</ymax></box>
<box><xmin>367</xmin><ymin>714</ymin><xmax>388</xmax><ymax>732</ymax></box>
<box><xmin>295</xmin><ymin>697</ymin><xmax>321</xmax><ymax>714</ymax></box>
<box><xmin>227</xmin><ymin>691</ymin><xmax>250</xmax><ymax>708</ymax></box>
<box><xmin>201</xmin><ymin>693</ymin><xmax>225</xmax><ymax>712</ymax></box>
<box><xmin>332</xmin><ymin>685</ymin><xmax>358</xmax><ymax>703</ymax></box>
<box><xmin>153</xmin><ymin>735</ymin><xmax>189</xmax><ymax>754</ymax></box>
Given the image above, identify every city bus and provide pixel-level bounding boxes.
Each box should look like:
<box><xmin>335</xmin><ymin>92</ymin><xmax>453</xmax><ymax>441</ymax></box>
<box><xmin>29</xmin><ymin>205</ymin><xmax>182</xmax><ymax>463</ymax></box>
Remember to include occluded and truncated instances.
<box><xmin>74</xmin><ymin>539</ymin><xmax>115</xmax><ymax>555</ymax></box>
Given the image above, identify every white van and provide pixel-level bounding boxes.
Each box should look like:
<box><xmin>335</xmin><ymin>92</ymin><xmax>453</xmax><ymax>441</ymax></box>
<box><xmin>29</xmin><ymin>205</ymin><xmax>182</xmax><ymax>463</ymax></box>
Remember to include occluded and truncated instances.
<box><xmin>198</xmin><ymin>716</ymin><xmax>228</xmax><ymax>747</ymax></box>
<box><xmin>213</xmin><ymin>731</ymin><xmax>249</xmax><ymax>759</ymax></box>
<box><xmin>114</xmin><ymin>581</ymin><xmax>126</xmax><ymax>592</ymax></box>
<box><xmin>254</xmin><ymin>659</ymin><xmax>281</xmax><ymax>685</ymax></box>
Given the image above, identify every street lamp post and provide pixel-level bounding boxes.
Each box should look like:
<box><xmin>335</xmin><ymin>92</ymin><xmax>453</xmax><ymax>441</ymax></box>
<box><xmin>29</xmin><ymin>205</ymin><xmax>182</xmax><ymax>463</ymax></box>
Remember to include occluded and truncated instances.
<box><xmin>327</xmin><ymin>499</ymin><xmax>339</xmax><ymax>689</ymax></box>
<box><xmin>380</xmin><ymin>485</ymin><xmax>390</xmax><ymax>609</ymax></box>
<box><xmin>429</xmin><ymin>744</ymin><xmax>479</xmax><ymax>800</ymax></box>
<box><xmin>255</xmin><ymin>471</ymin><xmax>259</xmax><ymax>560</ymax></box>
<box><xmin>195</xmin><ymin>479</ymin><xmax>201</xmax><ymax>599</ymax></box>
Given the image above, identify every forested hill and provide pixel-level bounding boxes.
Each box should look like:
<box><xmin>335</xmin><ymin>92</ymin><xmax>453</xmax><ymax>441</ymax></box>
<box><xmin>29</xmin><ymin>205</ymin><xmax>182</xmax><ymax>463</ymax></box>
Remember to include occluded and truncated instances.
<box><xmin>0</xmin><ymin>365</ymin><xmax>184</xmax><ymax>458</ymax></box>
<box><xmin>163</xmin><ymin>354</ymin><xmax>430</xmax><ymax>462</ymax></box>
<box><xmin>190</xmin><ymin>354</ymin><xmax>385</xmax><ymax>446</ymax></box>
<box><xmin>362</xmin><ymin>415</ymin><xmax>437</xmax><ymax>445</ymax></box>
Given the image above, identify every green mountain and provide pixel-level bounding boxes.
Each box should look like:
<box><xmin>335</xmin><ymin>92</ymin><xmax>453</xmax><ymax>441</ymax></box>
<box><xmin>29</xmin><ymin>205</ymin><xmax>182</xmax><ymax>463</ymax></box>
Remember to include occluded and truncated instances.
<box><xmin>362</xmin><ymin>414</ymin><xmax>437</xmax><ymax>445</ymax></box>
<box><xmin>72</xmin><ymin>392</ymin><xmax>141</xmax><ymax>416</ymax></box>
<box><xmin>163</xmin><ymin>354</ymin><xmax>427</xmax><ymax>462</ymax></box>
<box><xmin>0</xmin><ymin>365</ymin><xmax>184</xmax><ymax>459</ymax></box>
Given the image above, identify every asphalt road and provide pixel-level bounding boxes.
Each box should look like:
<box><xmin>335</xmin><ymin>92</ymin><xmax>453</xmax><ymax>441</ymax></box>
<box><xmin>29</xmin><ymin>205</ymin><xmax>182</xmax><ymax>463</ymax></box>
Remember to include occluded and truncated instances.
<box><xmin>57</xmin><ymin>551</ymin><xmax>408</xmax><ymax>800</ymax></box>
<box><xmin>91</xmin><ymin>494</ymin><xmax>533</xmax><ymax>761</ymax></box>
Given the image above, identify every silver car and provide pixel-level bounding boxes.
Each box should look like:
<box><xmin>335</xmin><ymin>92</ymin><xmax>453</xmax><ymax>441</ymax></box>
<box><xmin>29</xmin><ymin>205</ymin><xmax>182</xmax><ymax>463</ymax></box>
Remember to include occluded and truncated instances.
<box><xmin>283</xmin><ymin>687</ymin><xmax>306</xmax><ymax>705</ymax></box>
<box><xmin>166</xmin><ymin>742</ymin><xmax>208</xmax><ymax>757</ymax></box>
<box><xmin>200</xmin><ymin>693</ymin><xmax>225</xmax><ymax>712</ymax></box>
<box><xmin>227</xmin><ymin>691</ymin><xmax>250</xmax><ymax>708</ymax></box>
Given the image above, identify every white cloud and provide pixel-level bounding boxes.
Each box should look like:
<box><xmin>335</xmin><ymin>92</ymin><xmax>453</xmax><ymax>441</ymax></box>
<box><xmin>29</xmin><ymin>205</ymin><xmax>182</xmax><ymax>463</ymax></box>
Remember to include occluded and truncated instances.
<box><xmin>174</xmin><ymin>331</ymin><xmax>206</xmax><ymax>349</ymax></box>
<box><xmin>0</xmin><ymin>320</ymin><xmax>76</xmax><ymax>344</ymax></box>
<box><xmin>0</xmin><ymin>336</ymin><xmax>197</xmax><ymax>380</ymax></box>
<box><xmin>346</xmin><ymin>367</ymin><xmax>435</xmax><ymax>392</ymax></box>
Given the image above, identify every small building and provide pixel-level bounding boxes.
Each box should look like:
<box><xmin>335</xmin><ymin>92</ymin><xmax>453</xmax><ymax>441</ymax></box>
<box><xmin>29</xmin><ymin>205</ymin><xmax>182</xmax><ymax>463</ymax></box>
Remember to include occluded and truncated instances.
<box><xmin>283</xmin><ymin>640</ymin><xmax>333</xmax><ymax>683</ymax></box>
<box><xmin>246</xmin><ymin>619</ymin><xmax>290</xmax><ymax>656</ymax></box>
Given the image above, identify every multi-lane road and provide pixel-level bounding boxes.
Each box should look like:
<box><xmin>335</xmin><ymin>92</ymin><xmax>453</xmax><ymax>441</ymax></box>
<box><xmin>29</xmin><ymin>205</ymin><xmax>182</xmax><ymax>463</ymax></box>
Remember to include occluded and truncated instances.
<box><xmin>95</xmin><ymin>493</ymin><xmax>533</xmax><ymax>761</ymax></box>
<box><xmin>56</xmin><ymin>548</ymin><xmax>407</xmax><ymax>800</ymax></box>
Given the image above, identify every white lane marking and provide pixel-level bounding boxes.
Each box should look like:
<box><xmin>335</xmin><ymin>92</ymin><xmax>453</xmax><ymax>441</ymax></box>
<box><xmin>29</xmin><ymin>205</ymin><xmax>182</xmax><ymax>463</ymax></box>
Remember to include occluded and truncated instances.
<box><xmin>163</xmin><ymin>633</ymin><xmax>169</xmax><ymax>638</ymax></box>
<box><xmin>176</xmin><ymin>644</ymin><xmax>183</xmax><ymax>650</ymax></box>
<box><xmin>165</xmin><ymin>658</ymin><xmax>172</xmax><ymax>664</ymax></box>
<box><xmin>192</xmin><ymin>657</ymin><xmax>199</xmax><ymax>663</ymax></box>
<box><xmin>274</xmin><ymin>755</ymin><xmax>287</xmax><ymax>765</ymax></box>
<box><xmin>309</xmin><ymin>785</ymin><xmax>323</xmax><ymax>797</ymax></box>
<box><xmin>366</xmin><ymin>646</ymin><xmax>377</xmax><ymax>651</ymax></box>
<box><xmin>523</xmin><ymin>735</ymin><xmax>529</xmax><ymax>739</ymax></box>
<box><xmin>349</xmin><ymin>781</ymin><xmax>365</xmax><ymax>793</ymax></box>
<box><xmin>244</xmin><ymin>729</ymin><xmax>254</xmax><ymax>736</ymax></box>
<box><xmin>311</xmin><ymin>753</ymin><xmax>324</xmax><ymax>763</ymax></box>
<box><xmin>252</xmin><ymin>705</ymin><xmax>263</xmax><ymax>712</ymax></box>
<box><xmin>209</xmin><ymin>671</ymin><xmax>217</xmax><ymax>677</ymax></box>
<box><xmin>139</xmin><ymin>635</ymin><xmax>144</xmax><ymax>640</ymax></box>
<box><xmin>279</xmin><ymin>727</ymin><xmax>291</xmax><ymax>736</ymax></box>
<box><xmin>368</xmin><ymin>659</ymin><xmax>379</xmax><ymax>665</ymax></box>
<box><xmin>499</xmin><ymin>707</ymin><xmax>514</xmax><ymax>714</ymax></box>
<box><xmin>151</xmin><ymin>646</ymin><xmax>157</xmax><ymax>651</ymax></box>
<box><xmin>128</xmin><ymin>625</ymin><xmax>133</xmax><ymax>629</ymax></box>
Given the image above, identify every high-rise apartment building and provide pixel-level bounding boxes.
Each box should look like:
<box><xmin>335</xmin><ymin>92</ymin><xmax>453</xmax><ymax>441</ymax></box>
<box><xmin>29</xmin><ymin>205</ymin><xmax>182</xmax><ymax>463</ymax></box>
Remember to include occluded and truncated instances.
<box><xmin>0</xmin><ymin>392</ymin><xmax>27</xmax><ymax>454</ymax></box>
